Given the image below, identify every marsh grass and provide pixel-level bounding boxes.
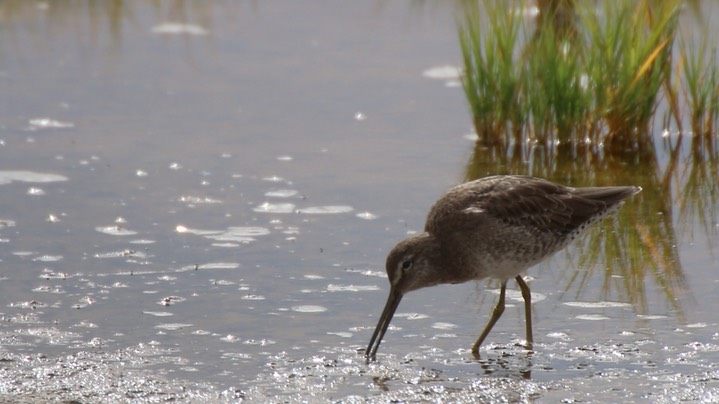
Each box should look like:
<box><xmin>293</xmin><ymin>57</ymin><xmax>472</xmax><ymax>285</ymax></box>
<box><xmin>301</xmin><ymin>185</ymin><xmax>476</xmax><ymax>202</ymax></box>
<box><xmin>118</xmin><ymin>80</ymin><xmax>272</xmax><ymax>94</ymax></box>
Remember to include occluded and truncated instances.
<box><xmin>458</xmin><ymin>1</ymin><xmax>525</xmax><ymax>145</ymax></box>
<box><xmin>458</xmin><ymin>0</ymin><xmax>699</xmax><ymax>154</ymax></box>
<box><xmin>680</xmin><ymin>37</ymin><xmax>719</xmax><ymax>144</ymax></box>
<box><xmin>582</xmin><ymin>1</ymin><xmax>678</xmax><ymax>151</ymax></box>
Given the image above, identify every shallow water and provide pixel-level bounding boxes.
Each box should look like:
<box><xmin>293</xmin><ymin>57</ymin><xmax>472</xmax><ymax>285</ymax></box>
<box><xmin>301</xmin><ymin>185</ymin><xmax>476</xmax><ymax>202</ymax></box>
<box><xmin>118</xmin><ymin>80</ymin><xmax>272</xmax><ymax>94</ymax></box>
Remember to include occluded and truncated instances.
<box><xmin>1</xmin><ymin>1</ymin><xmax>718</xmax><ymax>402</ymax></box>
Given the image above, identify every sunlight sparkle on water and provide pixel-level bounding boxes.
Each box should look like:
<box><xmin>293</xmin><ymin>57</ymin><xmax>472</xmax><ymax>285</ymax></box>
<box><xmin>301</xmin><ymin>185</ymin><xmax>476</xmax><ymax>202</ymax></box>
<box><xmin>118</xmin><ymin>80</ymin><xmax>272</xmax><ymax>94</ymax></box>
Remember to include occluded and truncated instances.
<box><xmin>253</xmin><ymin>202</ymin><xmax>296</xmax><ymax>213</ymax></box>
<box><xmin>95</xmin><ymin>226</ymin><xmax>138</xmax><ymax>236</ymax></box>
<box><xmin>151</xmin><ymin>23</ymin><xmax>208</xmax><ymax>36</ymax></box>
<box><xmin>264</xmin><ymin>189</ymin><xmax>298</xmax><ymax>198</ymax></box>
<box><xmin>291</xmin><ymin>305</ymin><xmax>328</xmax><ymax>313</ymax></box>
<box><xmin>0</xmin><ymin>170</ymin><xmax>68</xmax><ymax>184</ymax></box>
<box><xmin>297</xmin><ymin>206</ymin><xmax>353</xmax><ymax>214</ymax></box>
<box><xmin>564</xmin><ymin>301</ymin><xmax>632</xmax><ymax>308</ymax></box>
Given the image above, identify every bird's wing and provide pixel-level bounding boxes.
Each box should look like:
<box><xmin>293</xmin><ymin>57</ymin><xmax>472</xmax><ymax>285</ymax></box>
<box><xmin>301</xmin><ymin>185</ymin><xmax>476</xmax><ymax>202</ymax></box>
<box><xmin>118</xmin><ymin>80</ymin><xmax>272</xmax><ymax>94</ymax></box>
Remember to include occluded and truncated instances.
<box><xmin>480</xmin><ymin>180</ymin><xmax>594</xmax><ymax>235</ymax></box>
<box><xmin>427</xmin><ymin>176</ymin><xmax>607</xmax><ymax>237</ymax></box>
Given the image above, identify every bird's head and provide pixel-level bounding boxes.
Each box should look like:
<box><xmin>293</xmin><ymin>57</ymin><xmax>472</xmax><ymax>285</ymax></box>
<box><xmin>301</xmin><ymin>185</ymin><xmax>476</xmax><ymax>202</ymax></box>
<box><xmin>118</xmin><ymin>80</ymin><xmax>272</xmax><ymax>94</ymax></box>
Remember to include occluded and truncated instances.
<box><xmin>365</xmin><ymin>232</ymin><xmax>443</xmax><ymax>360</ymax></box>
<box><xmin>385</xmin><ymin>232</ymin><xmax>443</xmax><ymax>295</ymax></box>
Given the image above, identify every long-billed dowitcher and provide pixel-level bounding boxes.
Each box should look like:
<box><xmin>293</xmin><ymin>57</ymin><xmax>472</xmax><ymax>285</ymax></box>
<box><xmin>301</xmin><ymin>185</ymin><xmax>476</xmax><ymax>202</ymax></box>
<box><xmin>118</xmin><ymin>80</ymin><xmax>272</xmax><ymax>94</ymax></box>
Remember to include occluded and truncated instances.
<box><xmin>365</xmin><ymin>175</ymin><xmax>641</xmax><ymax>360</ymax></box>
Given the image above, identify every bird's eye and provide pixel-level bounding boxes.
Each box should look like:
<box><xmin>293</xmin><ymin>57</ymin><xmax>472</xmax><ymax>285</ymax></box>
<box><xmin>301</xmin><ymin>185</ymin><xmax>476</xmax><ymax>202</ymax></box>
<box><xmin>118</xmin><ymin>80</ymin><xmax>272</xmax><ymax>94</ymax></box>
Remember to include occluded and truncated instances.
<box><xmin>401</xmin><ymin>260</ymin><xmax>412</xmax><ymax>271</ymax></box>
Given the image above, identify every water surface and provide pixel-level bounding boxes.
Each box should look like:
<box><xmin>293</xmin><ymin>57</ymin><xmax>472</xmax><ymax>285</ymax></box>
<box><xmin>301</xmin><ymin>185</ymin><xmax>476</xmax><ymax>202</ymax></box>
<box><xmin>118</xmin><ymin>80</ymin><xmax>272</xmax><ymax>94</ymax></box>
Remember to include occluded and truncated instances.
<box><xmin>1</xmin><ymin>1</ymin><xmax>718</xmax><ymax>402</ymax></box>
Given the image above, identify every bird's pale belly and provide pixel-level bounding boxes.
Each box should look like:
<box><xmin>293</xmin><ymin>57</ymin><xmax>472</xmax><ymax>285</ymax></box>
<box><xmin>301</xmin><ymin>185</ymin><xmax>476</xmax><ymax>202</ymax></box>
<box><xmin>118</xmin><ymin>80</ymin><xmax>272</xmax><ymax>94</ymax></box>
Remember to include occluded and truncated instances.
<box><xmin>475</xmin><ymin>256</ymin><xmax>546</xmax><ymax>281</ymax></box>
<box><xmin>463</xmin><ymin>238</ymin><xmax>568</xmax><ymax>282</ymax></box>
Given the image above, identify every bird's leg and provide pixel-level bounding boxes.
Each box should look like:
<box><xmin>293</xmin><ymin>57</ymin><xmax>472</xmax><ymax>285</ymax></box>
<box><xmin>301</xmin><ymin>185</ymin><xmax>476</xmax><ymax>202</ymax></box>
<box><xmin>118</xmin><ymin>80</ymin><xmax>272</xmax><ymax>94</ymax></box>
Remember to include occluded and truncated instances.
<box><xmin>515</xmin><ymin>275</ymin><xmax>533</xmax><ymax>350</ymax></box>
<box><xmin>471</xmin><ymin>280</ymin><xmax>507</xmax><ymax>356</ymax></box>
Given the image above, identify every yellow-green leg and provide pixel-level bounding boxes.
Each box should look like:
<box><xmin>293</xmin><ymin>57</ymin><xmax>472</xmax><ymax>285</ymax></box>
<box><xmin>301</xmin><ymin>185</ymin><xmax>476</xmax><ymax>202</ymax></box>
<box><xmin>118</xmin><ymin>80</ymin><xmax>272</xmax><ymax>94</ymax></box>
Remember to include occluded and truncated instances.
<box><xmin>515</xmin><ymin>275</ymin><xmax>533</xmax><ymax>350</ymax></box>
<box><xmin>471</xmin><ymin>280</ymin><xmax>507</xmax><ymax>356</ymax></box>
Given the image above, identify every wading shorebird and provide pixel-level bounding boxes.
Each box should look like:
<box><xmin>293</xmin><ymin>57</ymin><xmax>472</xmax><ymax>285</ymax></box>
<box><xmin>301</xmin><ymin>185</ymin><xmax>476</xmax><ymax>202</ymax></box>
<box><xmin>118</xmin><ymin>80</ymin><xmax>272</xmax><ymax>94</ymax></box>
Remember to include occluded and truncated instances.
<box><xmin>365</xmin><ymin>175</ymin><xmax>641</xmax><ymax>360</ymax></box>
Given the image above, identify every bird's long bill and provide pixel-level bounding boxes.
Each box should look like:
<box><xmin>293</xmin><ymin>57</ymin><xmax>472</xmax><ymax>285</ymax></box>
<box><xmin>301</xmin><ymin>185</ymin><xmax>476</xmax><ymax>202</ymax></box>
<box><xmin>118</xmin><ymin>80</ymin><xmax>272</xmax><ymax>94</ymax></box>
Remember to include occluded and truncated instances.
<box><xmin>365</xmin><ymin>287</ymin><xmax>403</xmax><ymax>360</ymax></box>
